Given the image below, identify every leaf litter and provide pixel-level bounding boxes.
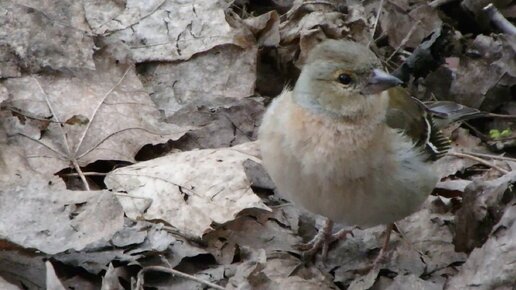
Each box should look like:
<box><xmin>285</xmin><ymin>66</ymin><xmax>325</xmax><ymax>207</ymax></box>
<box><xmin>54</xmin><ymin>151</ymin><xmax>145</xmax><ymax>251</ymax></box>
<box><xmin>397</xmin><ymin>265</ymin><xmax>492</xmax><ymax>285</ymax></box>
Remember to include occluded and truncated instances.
<box><xmin>0</xmin><ymin>0</ymin><xmax>515</xmax><ymax>289</ymax></box>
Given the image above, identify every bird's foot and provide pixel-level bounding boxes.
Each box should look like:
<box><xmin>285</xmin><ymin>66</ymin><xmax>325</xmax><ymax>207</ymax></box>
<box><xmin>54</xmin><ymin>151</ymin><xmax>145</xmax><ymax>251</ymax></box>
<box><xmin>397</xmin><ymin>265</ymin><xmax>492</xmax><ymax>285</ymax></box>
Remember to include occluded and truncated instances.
<box><xmin>297</xmin><ymin>219</ymin><xmax>354</xmax><ymax>261</ymax></box>
<box><xmin>372</xmin><ymin>223</ymin><xmax>394</xmax><ymax>268</ymax></box>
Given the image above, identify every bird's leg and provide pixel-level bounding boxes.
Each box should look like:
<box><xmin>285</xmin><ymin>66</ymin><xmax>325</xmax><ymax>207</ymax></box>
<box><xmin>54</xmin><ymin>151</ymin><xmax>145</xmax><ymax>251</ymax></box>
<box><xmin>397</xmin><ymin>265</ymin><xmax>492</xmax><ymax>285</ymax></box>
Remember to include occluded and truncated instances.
<box><xmin>297</xmin><ymin>218</ymin><xmax>354</xmax><ymax>260</ymax></box>
<box><xmin>373</xmin><ymin>223</ymin><xmax>394</xmax><ymax>266</ymax></box>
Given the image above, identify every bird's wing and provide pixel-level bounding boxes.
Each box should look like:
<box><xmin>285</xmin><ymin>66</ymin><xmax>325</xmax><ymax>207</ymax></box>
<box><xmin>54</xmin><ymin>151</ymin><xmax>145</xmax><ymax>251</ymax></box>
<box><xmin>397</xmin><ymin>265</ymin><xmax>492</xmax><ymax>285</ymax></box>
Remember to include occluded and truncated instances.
<box><xmin>385</xmin><ymin>87</ymin><xmax>450</xmax><ymax>161</ymax></box>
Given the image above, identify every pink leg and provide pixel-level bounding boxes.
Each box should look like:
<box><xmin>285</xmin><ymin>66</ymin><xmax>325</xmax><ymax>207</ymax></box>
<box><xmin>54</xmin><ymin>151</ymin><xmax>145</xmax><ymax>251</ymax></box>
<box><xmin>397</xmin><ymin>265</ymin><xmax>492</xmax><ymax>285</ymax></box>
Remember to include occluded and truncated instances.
<box><xmin>297</xmin><ymin>218</ymin><xmax>354</xmax><ymax>260</ymax></box>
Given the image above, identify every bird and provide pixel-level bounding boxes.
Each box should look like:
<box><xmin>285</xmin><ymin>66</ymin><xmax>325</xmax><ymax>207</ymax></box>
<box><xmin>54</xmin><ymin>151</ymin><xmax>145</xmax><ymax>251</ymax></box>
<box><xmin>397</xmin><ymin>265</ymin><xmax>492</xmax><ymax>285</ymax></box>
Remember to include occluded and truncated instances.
<box><xmin>258</xmin><ymin>39</ymin><xmax>450</xmax><ymax>261</ymax></box>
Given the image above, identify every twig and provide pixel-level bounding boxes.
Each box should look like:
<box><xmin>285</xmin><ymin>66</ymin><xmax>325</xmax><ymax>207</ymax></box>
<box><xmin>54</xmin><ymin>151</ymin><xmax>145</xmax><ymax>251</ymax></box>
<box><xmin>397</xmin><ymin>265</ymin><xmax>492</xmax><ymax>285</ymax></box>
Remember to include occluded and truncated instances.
<box><xmin>113</xmin><ymin>193</ymin><xmax>153</xmax><ymax>201</ymax></box>
<box><xmin>483</xmin><ymin>3</ymin><xmax>516</xmax><ymax>36</ymax></box>
<box><xmin>140</xmin><ymin>266</ymin><xmax>224</xmax><ymax>290</ymax></box>
<box><xmin>460</xmin><ymin>151</ymin><xmax>516</xmax><ymax>163</ymax></box>
<box><xmin>463</xmin><ymin>122</ymin><xmax>491</xmax><ymax>142</ymax></box>
<box><xmin>61</xmin><ymin>172</ymin><xmax>107</xmax><ymax>177</ymax></box>
<box><xmin>301</xmin><ymin>0</ymin><xmax>337</xmax><ymax>9</ymax></box>
<box><xmin>32</xmin><ymin>77</ymin><xmax>92</xmax><ymax>190</ymax></box>
<box><xmin>484</xmin><ymin>113</ymin><xmax>516</xmax><ymax>120</ymax></box>
<box><xmin>369</xmin><ymin>0</ymin><xmax>385</xmax><ymax>47</ymax></box>
<box><xmin>428</xmin><ymin>0</ymin><xmax>457</xmax><ymax>8</ymax></box>
<box><xmin>72</xmin><ymin>160</ymin><xmax>90</xmax><ymax>191</ymax></box>
<box><xmin>447</xmin><ymin>152</ymin><xmax>510</xmax><ymax>174</ymax></box>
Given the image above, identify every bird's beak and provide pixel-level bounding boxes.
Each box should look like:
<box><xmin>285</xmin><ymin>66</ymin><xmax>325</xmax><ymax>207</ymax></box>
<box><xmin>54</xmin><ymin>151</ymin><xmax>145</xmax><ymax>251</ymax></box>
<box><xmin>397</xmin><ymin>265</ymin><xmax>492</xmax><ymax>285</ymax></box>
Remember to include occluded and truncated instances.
<box><xmin>361</xmin><ymin>69</ymin><xmax>403</xmax><ymax>95</ymax></box>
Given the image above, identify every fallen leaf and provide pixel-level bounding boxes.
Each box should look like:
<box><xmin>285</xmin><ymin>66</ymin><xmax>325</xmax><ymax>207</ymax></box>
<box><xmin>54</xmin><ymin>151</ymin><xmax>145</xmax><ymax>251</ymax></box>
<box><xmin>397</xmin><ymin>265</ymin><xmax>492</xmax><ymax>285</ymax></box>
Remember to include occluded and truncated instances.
<box><xmin>93</xmin><ymin>0</ymin><xmax>255</xmax><ymax>62</ymax></box>
<box><xmin>0</xmin><ymin>1</ymin><xmax>95</xmax><ymax>75</ymax></box>
<box><xmin>105</xmin><ymin>142</ymin><xmax>270</xmax><ymax>238</ymax></box>
<box><xmin>1</xmin><ymin>54</ymin><xmax>189</xmax><ymax>177</ymax></box>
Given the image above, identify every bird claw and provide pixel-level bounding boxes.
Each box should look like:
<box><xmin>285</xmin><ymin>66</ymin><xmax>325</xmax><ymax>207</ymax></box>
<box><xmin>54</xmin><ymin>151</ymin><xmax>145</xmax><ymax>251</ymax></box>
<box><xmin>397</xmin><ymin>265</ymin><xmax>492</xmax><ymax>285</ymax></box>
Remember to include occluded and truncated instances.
<box><xmin>296</xmin><ymin>219</ymin><xmax>354</xmax><ymax>261</ymax></box>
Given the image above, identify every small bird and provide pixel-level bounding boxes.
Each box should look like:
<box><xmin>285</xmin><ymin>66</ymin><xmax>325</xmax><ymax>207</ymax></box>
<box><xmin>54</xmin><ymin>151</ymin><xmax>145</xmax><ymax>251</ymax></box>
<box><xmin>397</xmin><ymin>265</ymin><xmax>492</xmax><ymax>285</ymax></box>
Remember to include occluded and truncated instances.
<box><xmin>259</xmin><ymin>39</ymin><xmax>450</xmax><ymax>260</ymax></box>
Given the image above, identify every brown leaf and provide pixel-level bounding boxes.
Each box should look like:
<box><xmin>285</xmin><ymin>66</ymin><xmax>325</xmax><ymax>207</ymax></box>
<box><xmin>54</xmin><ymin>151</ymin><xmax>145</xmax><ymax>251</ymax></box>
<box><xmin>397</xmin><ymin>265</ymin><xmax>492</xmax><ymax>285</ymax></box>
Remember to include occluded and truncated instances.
<box><xmin>105</xmin><ymin>142</ymin><xmax>270</xmax><ymax>238</ymax></box>
<box><xmin>1</xmin><ymin>55</ymin><xmax>188</xmax><ymax>177</ymax></box>
<box><xmin>93</xmin><ymin>0</ymin><xmax>255</xmax><ymax>62</ymax></box>
<box><xmin>0</xmin><ymin>1</ymin><xmax>95</xmax><ymax>76</ymax></box>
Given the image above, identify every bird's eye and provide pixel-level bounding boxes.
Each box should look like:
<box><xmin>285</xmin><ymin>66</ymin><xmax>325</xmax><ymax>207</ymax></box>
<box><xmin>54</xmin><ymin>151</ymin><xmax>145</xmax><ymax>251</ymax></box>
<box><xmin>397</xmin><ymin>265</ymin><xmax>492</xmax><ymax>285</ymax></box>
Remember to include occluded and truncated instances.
<box><xmin>338</xmin><ymin>73</ymin><xmax>353</xmax><ymax>85</ymax></box>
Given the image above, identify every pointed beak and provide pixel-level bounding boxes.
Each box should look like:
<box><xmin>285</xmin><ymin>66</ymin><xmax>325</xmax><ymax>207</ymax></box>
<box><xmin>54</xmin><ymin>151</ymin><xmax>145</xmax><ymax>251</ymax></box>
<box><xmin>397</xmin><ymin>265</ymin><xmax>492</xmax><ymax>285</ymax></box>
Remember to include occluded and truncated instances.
<box><xmin>361</xmin><ymin>69</ymin><xmax>403</xmax><ymax>95</ymax></box>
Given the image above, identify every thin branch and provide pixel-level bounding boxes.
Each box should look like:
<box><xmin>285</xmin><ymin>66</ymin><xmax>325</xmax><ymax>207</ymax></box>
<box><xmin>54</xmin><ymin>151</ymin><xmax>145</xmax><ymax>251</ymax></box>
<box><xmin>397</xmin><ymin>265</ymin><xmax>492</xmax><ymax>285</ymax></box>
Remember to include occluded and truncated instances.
<box><xmin>300</xmin><ymin>0</ymin><xmax>337</xmax><ymax>9</ymax></box>
<box><xmin>428</xmin><ymin>0</ymin><xmax>458</xmax><ymax>8</ymax></box>
<box><xmin>61</xmin><ymin>172</ymin><xmax>107</xmax><ymax>177</ymax></box>
<box><xmin>75</xmin><ymin>65</ymin><xmax>132</xmax><ymax>157</ymax></box>
<box><xmin>369</xmin><ymin>0</ymin><xmax>385</xmax><ymax>47</ymax></box>
<box><xmin>483</xmin><ymin>3</ymin><xmax>516</xmax><ymax>36</ymax></box>
<box><xmin>463</xmin><ymin>122</ymin><xmax>491</xmax><ymax>142</ymax></box>
<box><xmin>113</xmin><ymin>193</ymin><xmax>153</xmax><ymax>201</ymax></box>
<box><xmin>447</xmin><ymin>151</ymin><xmax>510</xmax><ymax>174</ymax></box>
<box><xmin>71</xmin><ymin>160</ymin><xmax>90</xmax><ymax>191</ymax></box>
<box><xmin>140</xmin><ymin>266</ymin><xmax>224</xmax><ymax>290</ymax></box>
<box><xmin>484</xmin><ymin>113</ymin><xmax>516</xmax><ymax>120</ymax></box>
<box><xmin>461</xmin><ymin>151</ymin><xmax>516</xmax><ymax>163</ymax></box>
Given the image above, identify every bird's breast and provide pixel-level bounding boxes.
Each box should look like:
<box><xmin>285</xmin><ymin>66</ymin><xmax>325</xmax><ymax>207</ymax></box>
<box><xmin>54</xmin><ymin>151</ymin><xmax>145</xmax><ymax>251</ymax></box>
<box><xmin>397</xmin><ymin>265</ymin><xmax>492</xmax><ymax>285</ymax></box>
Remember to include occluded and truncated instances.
<box><xmin>259</xmin><ymin>90</ymin><xmax>436</xmax><ymax>226</ymax></box>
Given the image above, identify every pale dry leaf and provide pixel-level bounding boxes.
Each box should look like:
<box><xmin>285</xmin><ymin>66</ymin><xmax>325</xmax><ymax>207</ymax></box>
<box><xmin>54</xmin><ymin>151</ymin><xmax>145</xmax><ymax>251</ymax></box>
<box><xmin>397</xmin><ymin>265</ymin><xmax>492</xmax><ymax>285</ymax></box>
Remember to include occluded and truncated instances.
<box><xmin>280</xmin><ymin>10</ymin><xmax>348</xmax><ymax>65</ymax></box>
<box><xmin>227</xmin><ymin>252</ymin><xmax>337</xmax><ymax>290</ymax></box>
<box><xmin>140</xmin><ymin>264</ymin><xmax>226</xmax><ymax>290</ymax></box>
<box><xmin>226</xmin><ymin>249</ymin><xmax>271</xmax><ymax>289</ymax></box>
<box><xmin>54</xmin><ymin>248</ymin><xmax>135</xmax><ymax>275</ymax></box>
<box><xmin>100</xmin><ymin>263</ymin><xmax>124</xmax><ymax>290</ymax></box>
<box><xmin>0</xmin><ymin>249</ymin><xmax>46</xmax><ymax>289</ymax></box>
<box><xmin>166</xmin><ymin>97</ymin><xmax>265</xmax><ymax>150</ymax></box>
<box><xmin>446</xmin><ymin>203</ymin><xmax>516</xmax><ymax>290</ymax></box>
<box><xmin>347</xmin><ymin>267</ymin><xmax>380</xmax><ymax>290</ymax></box>
<box><xmin>243</xmin><ymin>10</ymin><xmax>281</xmax><ymax>47</ymax></box>
<box><xmin>385</xmin><ymin>273</ymin><xmax>442</xmax><ymax>290</ymax></box>
<box><xmin>0</xmin><ymin>276</ymin><xmax>21</xmax><ymax>290</ymax></box>
<box><xmin>454</xmin><ymin>171</ymin><xmax>516</xmax><ymax>252</ymax></box>
<box><xmin>105</xmin><ymin>142</ymin><xmax>270</xmax><ymax>238</ymax></box>
<box><xmin>204</xmin><ymin>212</ymin><xmax>302</xmax><ymax>265</ymax></box>
<box><xmin>435</xmin><ymin>127</ymin><xmax>487</xmax><ymax>178</ymax></box>
<box><xmin>0</xmin><ymin>177</ymin><xmax>124</xmax><ymax>255</ymax></box>
<box><xmin>435</xmin><ymin>178</ymin><xmax>472</xmax><ymax>192</ymax></box>
<box><xmin>397</xmin><ymin>208</ymin><xmax>467</xmax><ymax>274</ymax></box>
<box><xmin>451</xmin><ymin>35</ymin><xmax>514</xmax><ymax>109</ymax></box>
<box><xmin>380</xmin><ymin>3</ymin><xmax>442</xmax><ymax>49</ymax></box>
<box><xmin>1</xmin><ymin>54</ymin><xmax>189</xmax><ymax>177</ymax></box>
<box><xmin>0</xmin><ymin>1</ymin><xmax>95</xmax><ymax>76</ymax></box>
<box><xmin>89</xmin><ymin>0</ymin><xmax>254</xmax><ymax>62</ymax></box>
<box><xmin>45</xmin><ymin>261</ymin><xmax>66</xmax><ymax>290</ymax></box>
<box><xmin>0</xmin><ymin>142</ymin><xmax>125</xmax><ymax>255</ymax></box>
<box><xmin>53</xmin><ymin>220</ymin><xmax>193</xmax><ymax>274</ymax></box>
<box><xmin>138</xmin><ymin>45</ymin><xmax>257</xmax><ymax>117</ymax></box>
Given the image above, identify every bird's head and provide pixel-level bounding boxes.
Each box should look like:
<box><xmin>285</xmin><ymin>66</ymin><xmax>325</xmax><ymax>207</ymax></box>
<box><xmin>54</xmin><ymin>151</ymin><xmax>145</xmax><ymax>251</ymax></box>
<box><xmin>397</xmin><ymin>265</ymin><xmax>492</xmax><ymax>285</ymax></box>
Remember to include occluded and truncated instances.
<box><xmin>293</xmin><ymin>39</ymin><xmax>403</xmax><ymax>118</ymax></box>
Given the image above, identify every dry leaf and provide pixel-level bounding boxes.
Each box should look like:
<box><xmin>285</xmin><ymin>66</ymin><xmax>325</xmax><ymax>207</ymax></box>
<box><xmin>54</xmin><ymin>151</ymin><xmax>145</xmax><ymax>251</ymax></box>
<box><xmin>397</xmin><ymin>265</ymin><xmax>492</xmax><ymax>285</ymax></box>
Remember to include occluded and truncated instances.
<box><xmin>0</xmin><ymin>1</ymin><xmax>95</xmax><ymax>76</ymax></box>
<box><xmin>0</xmin><ymin>178</ymin><xmax>124</xmax><ymax>255</ymax></box>
<box><xmin>105</xmin><ymin>142</ymin><xmax>270</xmax><ymax>237</ymax></box>
<box><xmin>380</xmin><ymin>3</ymin><xmax>442</xmax><ymax>49</ymax></box>
<box><xmin>1</xmin><ymin>55</ymin><xmax>189</xmax><ymax>176</ymax></box>
<box><xmin>446</xmin><ymin>203</ymin><xmax>516</xmax><ymax>289</ymax></box>
<box><xmin>138</xmin><ymin>45</ymin><xmax>257</xmax><ymax>117</ymax></box>
<box><xmin>45</xmin><ymin>262</ymin><xmax>67</xmax><ymax>290</ymax></box>
<box><xmin>243</xmin><ymin>10</ymin><xmax>281</xmax><ymax>47</ymax></box>
<box><xmin>91</xmin><ymin>0</ymin><xmax>254</xmax><ymax>62</ymax></box>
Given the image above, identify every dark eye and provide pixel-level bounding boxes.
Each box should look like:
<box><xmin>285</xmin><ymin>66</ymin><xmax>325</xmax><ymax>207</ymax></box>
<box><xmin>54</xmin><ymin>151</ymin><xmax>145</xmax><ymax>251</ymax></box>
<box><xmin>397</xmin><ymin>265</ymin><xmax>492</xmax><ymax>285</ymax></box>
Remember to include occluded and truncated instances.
<box><xmin>338</xmin><ymin>73</ymin><xmax>352</xmax><ymax>85</ymax></box>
